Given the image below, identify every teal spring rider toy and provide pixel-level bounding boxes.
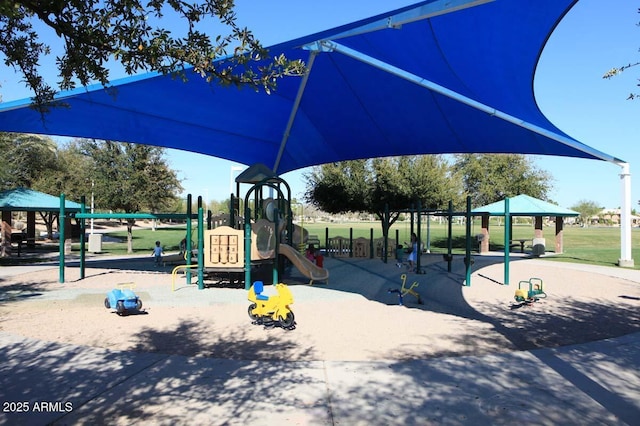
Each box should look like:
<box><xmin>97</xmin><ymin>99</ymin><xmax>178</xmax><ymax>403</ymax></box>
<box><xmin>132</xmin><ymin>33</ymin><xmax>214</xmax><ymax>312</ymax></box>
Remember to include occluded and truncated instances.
<box><xmin>514</xmin><ymin>278</ymin><xmax>546</xmax><ymax>304</ymax></box>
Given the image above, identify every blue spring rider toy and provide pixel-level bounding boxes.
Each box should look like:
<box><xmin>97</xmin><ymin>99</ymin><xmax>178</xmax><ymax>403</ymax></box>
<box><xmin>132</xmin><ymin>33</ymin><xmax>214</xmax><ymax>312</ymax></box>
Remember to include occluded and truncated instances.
<box><xmin>104</xmin><ymin>283</ymin><xmax>142</xmax><ymax>316</ymax></box>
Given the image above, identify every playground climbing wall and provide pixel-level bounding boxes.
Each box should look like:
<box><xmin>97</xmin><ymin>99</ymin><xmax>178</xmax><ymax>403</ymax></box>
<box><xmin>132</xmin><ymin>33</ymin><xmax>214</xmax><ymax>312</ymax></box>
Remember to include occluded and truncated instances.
<box><xmin>204</xmin><ymin>220</ymin><xmax>276</xmax><ymax>268</ymax></box>
<box><xmin>205</xmin><ymin>227</ymin><xmax>244</xmax><ymax>268</ymax></box>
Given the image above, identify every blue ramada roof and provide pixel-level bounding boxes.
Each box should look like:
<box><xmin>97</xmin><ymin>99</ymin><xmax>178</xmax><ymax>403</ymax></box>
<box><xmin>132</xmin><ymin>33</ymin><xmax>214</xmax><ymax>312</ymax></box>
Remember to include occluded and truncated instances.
<box><xmin>0</xmin><ymin>188</ymin><xmax>82</xmax><ymax>212</ymax></box>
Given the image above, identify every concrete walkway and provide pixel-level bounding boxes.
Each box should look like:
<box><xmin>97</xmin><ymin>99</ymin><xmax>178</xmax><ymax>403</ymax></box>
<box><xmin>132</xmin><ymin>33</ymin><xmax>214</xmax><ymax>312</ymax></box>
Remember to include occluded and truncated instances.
<box><xmin>1</xmin><ymin>331</ymin><xmax>639</xmax><ymax>425</ymax></box>
<box><xmin>1</xmin><ymin>258</ymin><xmax>639</xmax><ymax>425</ymax></box>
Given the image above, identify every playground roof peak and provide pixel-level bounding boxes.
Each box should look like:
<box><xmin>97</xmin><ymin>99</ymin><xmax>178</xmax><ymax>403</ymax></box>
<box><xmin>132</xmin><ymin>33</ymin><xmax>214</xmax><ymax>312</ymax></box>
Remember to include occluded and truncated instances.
<box><xmin>235</xmin><ymin>163</ymin><xmax>278</xmax><ymax>184</ymax></box>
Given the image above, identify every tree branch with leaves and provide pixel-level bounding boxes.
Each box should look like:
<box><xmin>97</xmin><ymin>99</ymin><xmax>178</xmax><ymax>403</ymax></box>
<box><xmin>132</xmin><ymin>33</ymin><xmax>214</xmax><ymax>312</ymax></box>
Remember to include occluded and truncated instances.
<box><xmin>602</xmin><ymin>7</ymin><xmax>640</xmax><ymax>99</ymax></box>
<box><xmin>0</xmin><ymin>0</ymin><xmax>306</xmax><ymax>111</ymax></box>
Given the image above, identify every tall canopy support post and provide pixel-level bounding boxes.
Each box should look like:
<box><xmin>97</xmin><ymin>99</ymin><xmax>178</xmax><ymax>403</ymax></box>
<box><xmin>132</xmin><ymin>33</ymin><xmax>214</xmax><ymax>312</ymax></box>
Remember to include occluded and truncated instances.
<box><xmin>59</xmin><ymin>194</ymin><xmax>65</xmax><ymax>284</ymax></box>
<box><xmin>504</xmin><ymin>198</ymin><xmax>510</xmax><ymax>285</ymax></box>
<box><xmin>272</xmin><ymin>50</ymin><xmax>318</xmax><ymax>173</ymax></box>
<box><xmin>618</xmin><ymin>162</ymin><xmax>634</xmax><ymax>267</ymax></box>
<box><xmin>465</xmin><ymin>196</ymin><xmax>472</xmax><ymax>286</ymax></box>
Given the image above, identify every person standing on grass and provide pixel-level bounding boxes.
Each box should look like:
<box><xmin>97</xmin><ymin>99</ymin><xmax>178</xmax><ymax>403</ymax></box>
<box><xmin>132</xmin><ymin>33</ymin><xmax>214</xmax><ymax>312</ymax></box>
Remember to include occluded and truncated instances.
<box><xmin>152</xmin><ymin>240</ymin><xmax>164</xmax><ymax>265</ymax></box>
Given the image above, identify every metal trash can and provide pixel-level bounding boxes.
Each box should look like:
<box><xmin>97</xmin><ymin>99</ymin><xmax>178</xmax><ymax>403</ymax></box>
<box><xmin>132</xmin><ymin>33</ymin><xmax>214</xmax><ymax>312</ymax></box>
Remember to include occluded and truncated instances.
<box><xmin>89</xmin><ymin>233</ymin><xmax>103</xmax><ymax>253</ymax></box>
<box><xmin>531</xmin><ymin>238</ymin><xmax>545</xmax><ymax>256</ymax></box>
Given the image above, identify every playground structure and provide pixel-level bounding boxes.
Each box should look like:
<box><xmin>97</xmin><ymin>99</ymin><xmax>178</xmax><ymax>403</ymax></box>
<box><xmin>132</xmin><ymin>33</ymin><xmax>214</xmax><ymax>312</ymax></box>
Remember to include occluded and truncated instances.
<box><xmin>59</xmin><ymin>165</ymin><xmax>328</xmax><ymax>290</ymax></box>
<box><xmin>388</xmin><ymin>273</ymin><xmax>423</xmax><ymax>305</ymax></box>
<box><xmin>247</xmin><ymin>281</ymin><xmax>295</xmax><ymax>329</ymax></box>
<box><xmin>514</xmin><ymin>277</ymin><xmax>547</xmax><ymax>304</ymax></box>
<box><xmin>57</xmin><ymin>182</ymin><xmax>540</xmax><ymax>290</ymax></box>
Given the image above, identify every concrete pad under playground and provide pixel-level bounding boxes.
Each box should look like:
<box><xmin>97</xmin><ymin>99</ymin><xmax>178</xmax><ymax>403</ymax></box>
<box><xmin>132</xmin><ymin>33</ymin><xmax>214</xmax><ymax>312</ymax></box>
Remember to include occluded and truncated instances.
<box><xmin>1</xmin><ymin>255</ymin><xmax>640</xmax><ymax>424</ymax></box>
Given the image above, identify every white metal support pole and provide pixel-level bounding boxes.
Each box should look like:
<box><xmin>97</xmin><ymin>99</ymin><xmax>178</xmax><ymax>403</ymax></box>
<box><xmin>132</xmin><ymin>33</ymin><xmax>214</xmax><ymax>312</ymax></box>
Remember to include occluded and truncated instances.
<box><xmin>322</xmin><ymin>40</ymin><xmax>621</xmax><ymax>164</ymax></box>
<box><xmin>618</xmin><ymin>162</ymin><xmax>634</xmax><ymax>267</ymax></box>
<box><xmin>273</xmin><ymin>50</ymin><xmax>318</xmax><ymax>174</ymax></box>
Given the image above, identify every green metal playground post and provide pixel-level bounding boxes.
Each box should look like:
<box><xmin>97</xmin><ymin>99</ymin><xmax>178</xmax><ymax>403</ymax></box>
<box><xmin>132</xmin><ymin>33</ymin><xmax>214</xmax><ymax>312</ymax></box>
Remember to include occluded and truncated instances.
<box><xmin>198</xmin><ymin>207</ymin><xmax>204</xmax><ymax>289</ymax></box>
<box><xmin>244</xmin><ymin>205</ymin><xmax>252</xmax><ymax>290</ymax></box>
<box><xmin>426</xmin><ymin>212</ymin><xmax>431</xmax><ymax>253</ymax></box>
<box><xmin>370</xmin><ymin>228</ymin><xmax>374</xmax><ymax>259</ymax></box>
<box><xmin>416</xmin><ymin>200</ymin><xmax>422</xmax><ymax>273</ymax></box>
<box><xmin>325</xmin><ymin>227</ymin><xmax>329</xmax><ymax>254</ymax></box>
<box><xmin>80</xmin><ymin>196</ymin><xmax>86</xmax><ymax>280</ymax></box>
<box><xmin>59</xmin><ymin>194</ymin><xmax>65</xmax><ymax>283</ymax></box>
<box><xmin>273</xmin><ymin>208</ymin><xmax>279</xmax><ymax>285</ymax></box>
<box><xmin>383</xmin><ymin>203</ymin><xmax>389</xmax><ymax>263</ymax></box>
<box><xmin>349</xmin><ymin>228</ymin><xmax>353</xmax><ymax>258</ymax></box>
<box><xmin>186</xmin><ymin>195</ymin><xmax>192</xmax><ymax>285</ymax></box>
<box><xmin>447</xmin><ymin>201</ymin><xmax>453</xmax><ymax>273</ymax></box>
<box><xmin>465</xmin><ymin>196</ymin><xmax>472</xmax><ymax>286</ymax></box>
<box><xmin>504</xmin><ymin>197</ymin><xmax>511</xmax><ymax>285</ymax></box>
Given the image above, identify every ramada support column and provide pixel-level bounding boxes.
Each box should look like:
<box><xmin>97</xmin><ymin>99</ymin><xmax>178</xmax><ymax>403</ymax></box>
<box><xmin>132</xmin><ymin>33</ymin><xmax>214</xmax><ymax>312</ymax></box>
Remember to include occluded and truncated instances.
<box><xmin>27</xmin><ymin>211</ymin><xmax>36</xmax><ymax>248</ymax></box>
<box><xmin>555</xmin><ymin>216</ymin><xmax>564</xmax><ymax>254</ymax></box>
<box><xmin>480</xmin><ymin>214</ymin><xmax>490</xmax><ymax>253</ymax></box>
<box><xmin>534</xmin><ymin>216</ymin><xmax>543</xmax><ymax>239</ymax></box>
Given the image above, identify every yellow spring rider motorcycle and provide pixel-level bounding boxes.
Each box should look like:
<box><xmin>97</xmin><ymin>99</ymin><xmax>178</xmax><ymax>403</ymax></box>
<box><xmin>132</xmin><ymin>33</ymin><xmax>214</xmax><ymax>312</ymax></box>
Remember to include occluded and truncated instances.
<box><xmin>248</xmin><ymin>281</ymin><xmax>295</xmax><ymax>329</ymax></box>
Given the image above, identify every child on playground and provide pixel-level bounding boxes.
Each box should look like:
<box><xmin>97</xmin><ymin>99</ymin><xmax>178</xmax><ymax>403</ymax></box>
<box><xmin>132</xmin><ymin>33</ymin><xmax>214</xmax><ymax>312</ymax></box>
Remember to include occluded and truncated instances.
<box><xmin>406</xmin><ymin>232</ymin><xmax>418</xmax><ymax>272</ymax></box>
<box><xmin>305</xmin><ymin>243</ymin><xmax>316</xmax><ymax>262</ymax></box>
<box><xmin>152</xmin><ymin>240</ymin><xmax>164</xmax><ymax>265</ymax></box>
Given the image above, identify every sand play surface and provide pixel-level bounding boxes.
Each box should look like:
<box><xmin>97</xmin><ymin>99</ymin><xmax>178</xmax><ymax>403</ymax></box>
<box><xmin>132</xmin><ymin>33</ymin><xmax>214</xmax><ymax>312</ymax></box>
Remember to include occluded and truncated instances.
<box><xmin>1</xmin><ymin>256</ymin><xmax>639</xmax><ymax>362</ymax></box>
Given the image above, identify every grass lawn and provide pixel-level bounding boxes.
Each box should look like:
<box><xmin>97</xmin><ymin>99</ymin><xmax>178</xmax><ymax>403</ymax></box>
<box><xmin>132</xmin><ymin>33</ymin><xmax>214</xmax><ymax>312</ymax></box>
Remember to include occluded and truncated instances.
<box><xmin>88</xmin><ymin>220</ymin><xmax>640</xmax><ymax>270</ymax></box>
<box><xmin>300</xmin><ymin>221</ymin><xmax>640</xmax><ymax>270</ymax></box>
<box><xmin>4</xmin><ymin>220</ymin><xmax>635</xmax><ymax>270</ymax></box>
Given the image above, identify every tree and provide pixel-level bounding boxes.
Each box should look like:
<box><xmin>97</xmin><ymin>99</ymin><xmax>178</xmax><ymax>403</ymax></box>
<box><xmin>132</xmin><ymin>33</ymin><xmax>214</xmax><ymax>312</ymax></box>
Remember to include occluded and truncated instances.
<box><xmin>0</xmin><ymin>133</ymin><xmax>97</xmax><ymax>239</ymax></box>
<box><xmin>304</xmin><ymin>156</ymin><xmax>461</xmax><ymax>238</ymax></box>
<box><xmin>602</xmin><ymin>8</ymin><xmax>640</xmax><ymax>99</ymax></box>
<box><xmin>571</xmin><ymin>200</ymin><xmax>602</xmax><ymax>227</ymax></box>
<box><xmin>32</xmin><ymin>139</ymin><xmax>93</xmax><ymax>198</ymax></box>
<box><xmin>0</xmin><ymin>1</ymin><xmax>305</xmax><ymax>111</ymax></box>
<box><xmin>0</xmin><ymin>132</ymin><xmax>57</xmax><ymax>189</ymax></box>
<box><xmin>31</xmin><ymin>140</ymin><xmax>96</xmax><ymax>239</ymax></box>
<box><xmin>453</xmin><ymin>154</ymin><xmax>553</xmax><ymax>207</ymax></box>
<box><xmin>76</xmin><ymin>139</ymin><xmax>182</xmax><ymax>252</ymax></box>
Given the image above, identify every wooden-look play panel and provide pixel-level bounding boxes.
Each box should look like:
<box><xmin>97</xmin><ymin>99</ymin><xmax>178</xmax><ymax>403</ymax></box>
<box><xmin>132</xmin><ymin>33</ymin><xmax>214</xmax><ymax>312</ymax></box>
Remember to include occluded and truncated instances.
<box><xmin>204</xmin><ymin>222</ymin><xmax>273</xmax><ymax>269</ymax></box>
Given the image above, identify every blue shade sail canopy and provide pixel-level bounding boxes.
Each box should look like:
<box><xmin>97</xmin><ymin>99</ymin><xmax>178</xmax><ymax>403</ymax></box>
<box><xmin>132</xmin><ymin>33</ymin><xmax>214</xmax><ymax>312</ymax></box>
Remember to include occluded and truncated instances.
<box><xmin>0</xmin><ymin>0</ymin><xmax>622</xmax><ymax>174</ymax></box>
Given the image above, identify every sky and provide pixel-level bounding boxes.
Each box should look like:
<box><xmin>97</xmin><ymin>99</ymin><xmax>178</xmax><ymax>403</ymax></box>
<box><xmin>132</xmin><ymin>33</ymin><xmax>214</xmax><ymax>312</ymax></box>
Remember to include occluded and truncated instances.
<box><xmin>1</xmin><ymin>0</ymin><xmax>639</xmax><ymax>210</ymax></box>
